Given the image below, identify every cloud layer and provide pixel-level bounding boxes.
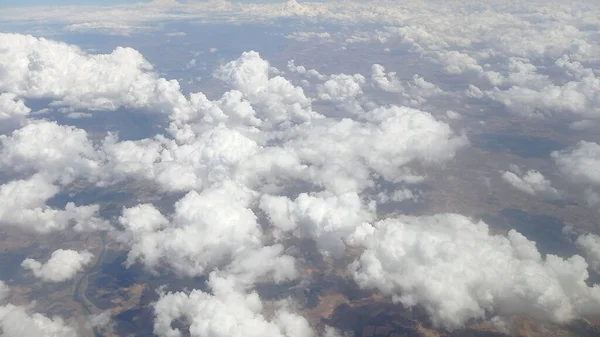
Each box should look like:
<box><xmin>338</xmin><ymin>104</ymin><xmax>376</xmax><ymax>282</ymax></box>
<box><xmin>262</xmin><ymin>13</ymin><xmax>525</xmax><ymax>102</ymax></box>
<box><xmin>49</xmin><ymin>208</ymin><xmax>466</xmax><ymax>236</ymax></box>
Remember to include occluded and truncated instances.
<box><xmin>1</xmin><ymin>2</ymin><xmax>600</xmax><ymax>333</ymax></box>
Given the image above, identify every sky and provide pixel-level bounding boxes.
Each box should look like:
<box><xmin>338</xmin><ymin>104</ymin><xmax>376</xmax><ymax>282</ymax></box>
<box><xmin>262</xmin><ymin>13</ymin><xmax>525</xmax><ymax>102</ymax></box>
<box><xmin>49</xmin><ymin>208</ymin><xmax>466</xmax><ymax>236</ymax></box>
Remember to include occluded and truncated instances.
<box><xmin>0</xmin><ymin>0</ymin><xmax>148</xmax><ymax>6</ymax></box>
<box><xmin>0</xmin><ymin>0</ymin><xmax>292</xmax><ymax>6</ymax></box>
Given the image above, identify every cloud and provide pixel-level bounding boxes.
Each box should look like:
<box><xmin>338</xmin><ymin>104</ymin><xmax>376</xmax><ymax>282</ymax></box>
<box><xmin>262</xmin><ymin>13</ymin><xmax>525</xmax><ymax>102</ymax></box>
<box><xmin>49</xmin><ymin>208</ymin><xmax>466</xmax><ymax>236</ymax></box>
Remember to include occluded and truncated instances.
<box><xmin>102</xmin><ymin>125</ymin><xmax>260</xmax><ymax>192</ymax></box>
<box><xmin>153</xmin><ymin>274</ymin><xmax>314</xmax><ymax>337</ymax></box>
<box><xmin>501</xmin><ymin>169</ymin><xmax>561</xmax><ymax>199</ymax></box>
<box><xmin>0</xmin><ymin>93</ymin><xmax>31</xmax><ymax>134</ymax></box>
<box><xmin>213</xmin><ymin>51</ymin><xmax>319</xmax><ymax>126</ymax></box>
<box><xmin>22</xmin><ymin>249</ymin><xmax>94</xmax><ymax>282</ymax></box>
<box><xmin>285</xmin><ymin>31</ymin><xmax>333</xmax><ymax>43</ymax></box>
<box><xmin>0</xmin><ymin>281</ymin><xmax>78</xmax><ymax>337</ymax></box>
<box><xmin>0</xmin><ymin>304</ymin><xmax>78</xmax><ymax>337</ymax></box>
<box><xmin>370</xmin><ymin>64</ymin><xmax>443</xmax><ymax>107</ymax></box>
<box><xmin>317</xmin><ymin>73</ymin><xmax>366</xmax><ymax>102</ymax></box>
<box><xmin>116</xmin><ymin>181</ymin><xmax>295</xmax><ymax>283</ymax></box>
<box><xmin>260</xmin><ymin>192</ymin><xmax>375</xmax><ymax>256</ymax></box>
<box><xmin>0</xmin><ymin>174</ymin><xmax>108</xmax><ymax>233</ymax></box>
<box><xmin>371</xmin><ymin>64</ymin><xmax>404</xmax><ymax>93</ymax></box>
<box><xmin>0</xmin><ymin>33</ymin><xmax>185</xmax><ymax>113</ymax></box>
<box><xmin>0</xmin><ymin>121</ymin><xmax>101</xmax><ymax>185</ymax></box>
<box><xmin>5</xmin><ymin>27</ymin><xmax>596</xmax><ymax>335</ymax></box>
<box><xmin>0</xmin><ymin>120</ymin><xmax>109</xmax><ymax>233</ymax></box>
<box><xmin>576</xmin><ymin>233</ymin><xmax>600</xmax><ymax>273</ymax></box>
<box><xmin>351</xmin><ymin>214</ymin><xmax>600</xmax><ymax>329</ymax></box>
<box><xmin>553</xmin><ymin>141</ymin><xmax>600</xmax><ymax>186</ymax></box>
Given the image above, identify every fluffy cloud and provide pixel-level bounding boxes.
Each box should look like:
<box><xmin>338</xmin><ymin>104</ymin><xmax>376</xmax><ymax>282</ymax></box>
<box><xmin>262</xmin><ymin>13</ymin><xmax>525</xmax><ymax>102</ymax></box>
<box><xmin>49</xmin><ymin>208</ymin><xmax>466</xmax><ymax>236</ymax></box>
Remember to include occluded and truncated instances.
<box><xmin>21</xmin><ymin>249</ymin><xmax>94</xmax><ymax>282</ymax></box>
<box><xmin>553</xmin><ymin>141</ymin><xmax>600</xmax><ymax>186</ymax></box>
<box><xmin>501</xmin><ymin>169</ymin><xmax>561</xmax><ymax>199</ymax></box>
<box><xmin>254</xmin><ymin>105</ymin><xmax>467</xmax><ymax>195</ymax></box>
<box><xmin>260</xmin><ymin>192</ymin><xmax>375</xmax><ymax>256</ymax></box>
<box><xmin>0</xmin><ymin>174</ymin><xmax>108</xmax><ymax>233</ymax></box>
<box><xmin>98</xmin><ymin>52</ymin><xmax>466</xmax><ymax>198</ymax></box>
<box><xmin>213</xmin><ymin>51</ymin><xmax>319</xmax><ymax>126</ymax></box>
<box><xmin>370</xmin><ymin>64</ymin><xmax>443</xmax><ymax>107</ymax></box>
<box><xmin>371</xmin><ymin>64</ymin><xmax>404</xmax><ymax>93</ymax></box>
<box><xmin>102</xmin><ymin>125</ymin><xmax>259</xmax><ymax>192</ymax></box>
<box><xmin>0</xmin><ymin>281</ymin><xmax>78</xmax><ymax>337</ymax></box>
<box><xmin>0</xmin><ymin>120</ymin><xmax>110</xmax><ymax>233</ymax></box>
<box><xmin>0</xmin><ymin>33</ymin><xmax>185</xmax><ymax>112</ymax></box>
<box><xmin>317</xmin><ymin>73</ymin><xmax>366</xmax><ymax>102</ymax></box>
<box><xmin>351</xmin><ymin>214</ymin><xmax>600</xmax><ymax>329</ymax></box>
<box><xmin>0</xmin><ymin>121</ymin><xmax>101</xmax><ymax>184</ymax></box>
<box><xmin>153</xmin><ymin>274</ymin><xmax>313</xmax><ymax>337</ymax></box>
<box><xmin>553</xmin><ymin>141</ymin><xmax>600</xmax><ymax>206</ymax></box>
<box><xmin>0</xmin><ymin>305</ymin><xmax>78</xmax><ymax>337</ymax></box>
<box><xmin>0</xmin><ymin>93</ymin><xmax>30</xmax><ymax>134</ymax></box>
<box><xmin>576</xmin><ymin>233</ymin><xmax>600</xmax><ymax>272</ymax></box>
<box><xmin>116</xmin><ymin>181</ymin><xmax>295</xmax><ymax>284</ymax></box>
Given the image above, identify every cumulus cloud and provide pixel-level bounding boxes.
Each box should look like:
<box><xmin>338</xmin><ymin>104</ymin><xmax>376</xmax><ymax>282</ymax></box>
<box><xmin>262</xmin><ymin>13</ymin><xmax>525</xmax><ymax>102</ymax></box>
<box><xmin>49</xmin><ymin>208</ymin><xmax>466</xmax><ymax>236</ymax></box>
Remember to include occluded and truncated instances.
<box><xmin>102</xmin><ymin>126</ymin><xmax>259</xmax><ymax>192</ymax></box>
<box><xmin>553</xmin><ymin>141</ymin><xmax>600</xmax><ymax>186</ymax></box>
<box><xmin>116</xmin><ymin>181</ymin><xmax>295</xmax><ymax>284</ymax></box>
<box><xmin>370</xmin><ymin>64</ymin><xmax>443</xmax><ymax>107</ymax></box>
<box><xmin>153</xmin><ymin>274</ymin><xmax>314</xmax><ymax>337</ymax></box>
<box><xmin>501</xmin><ymin>169</ymin><xmax>561</xmax><ymax>199</ymax></box>
<box><xmin>0</xmin><ymin>174</ymin><xmax>108</xmax><ymax>233</ymax></box>
<box><xmin>0</xmin><ymin>304</ymin><xmax>78</xmax><ymax>337</ymax></box>
<box><xmin>0</xmin><ymin>281</ymin><xmax>78</xmax><ymax>337</ymax></box>
<box><xmin>351</xmin><ymin>214</ymin><xmax>600</xmax><ymax>329</ymax></box>
<box><xmin>576</xmin><ymin>233</ymin><xmax>600</xmax><ymax>272</ymax></box>
<box><xmin>22</xmin><ymin>249</ymin><xmax>94</xmax><ymax>282</ymax></box>
<box><xmin>260</xmin><ymin>192</ymin><xmax>375</xmax><ymax>256</ymax></box>
<box><xmin>317</xmin><ymin>73</ymin><xmax>366</xmax><ymax>102</ymax></box>
<box><xmin>0</xmin><ymin>93</ymin><xmax>31</xmax><ymax>134</ymax></box>
<box><xmin>0</xmin><ymin>33</ymin><xmax>185</xmax><ymax>112</ymax></box>
<box><xmin>213</xmin><ymin>51</ymin><xmax>319</xmax><ymax>126</ymax></box>
<box><xmin>0</xmin><ymin>121</ymin><xmax>101</xmax><ymax>184</ymax></box>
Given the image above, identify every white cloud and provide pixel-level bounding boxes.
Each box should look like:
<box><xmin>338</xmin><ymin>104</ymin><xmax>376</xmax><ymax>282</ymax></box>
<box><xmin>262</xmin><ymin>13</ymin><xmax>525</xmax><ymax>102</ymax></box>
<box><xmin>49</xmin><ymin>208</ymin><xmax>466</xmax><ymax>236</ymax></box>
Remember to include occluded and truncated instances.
<box><xmin>287</xmin><ymin>60</ymin><xmax>325</xmax><ymax>80</ymax></box>
<box><xmin>0</xmin><ymin>174</ymin><xmax>108</xmax><ymax>233</ymax></box>
<box><xmin>153</xmin><ymin>274</ymin><xmax>314</xmax><ymax>337</ymax></box>
<box><xmin>0</xmin><ymin>93</ymin><xmax>31</xmax><ymax>134</ymax></box>
<box><xmin>254</xmin><ymin>105</ymin><xmax>467</xmax><ymax>195</ymax></box>
<box><xmin>213</xmin><ymin>51</ymin><xmax>320</xmax><ymax>126</ymax></box>
<box><xmin>260</xmin><ymin>192</ymin><xmax>375</xmax><ymax>256</ymax></box>
<box><xmin>576</xmin><ymin>233</ymin><xmax>600</xmax><ymax>273</ymax></box>
<box><xmin>0</xmin><ymin>281</ymin><xmax>78</xmax><ymax>337</ymax></box>
<box><xmin>317</xmin><ymin>73</ymin><xmax>366</xmax><ymax>102</ymax></box>
<box><xmin>66</xmin><ymin>112</ymin><xmax>92</xmax><ymax>119</ymax></box>
<box><xmin>116</xmin><ymin>181</ymin><xmax>295</xmax><ymax>283</ymax></box>
<box><xmin>0</xmin><ymin>121</ymin><xmax>101</xmax><ymax>185</ymax></box>
<box><xmin>22</xmin><ymin>249</ymin><xmax>94</xmax><ymax>283</ymax></box>
<box><xmin>553</xmin><ymin>141</ymin><xmax>600</xmax><ymax>186</ymax></box>
<box><xmin>102</xmin><ymin>125</ymin><xmax>259</xmax><ymax>192</ymax></box>
<box><xmin>370</xmin><ymin>65</ymin><xmax>443</xmax><ymax>107</ymax></box>
<box><xmin>285</xmin><ymin>31</ymin><xmax>332</xmax><ymax>43</ymax></box>
<box><xmin>0</xmin><ymin>304</ymin><xmax>78</xmax><ymax>337</ymax></box>
<box><xmin>371</xmin><ymin>64</ymin><xmax>404</xmax><ymax>93</ymax></box>
<box><xmin>0</xmin><ymin>33</ymin><xmax>185</xmax><ymax>113</ymax></box>
<box><xmin>351</xmin><ymin>214</ymin><xmax>600</xmax><ymax>329</ymax></box>
<box><xmin>501</xmin><ymin>169</ymin><xmax>561</xmax><ymax>199</ymax></box>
